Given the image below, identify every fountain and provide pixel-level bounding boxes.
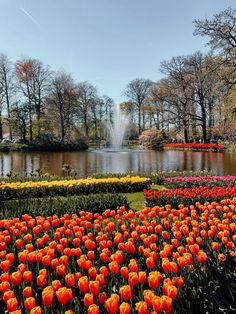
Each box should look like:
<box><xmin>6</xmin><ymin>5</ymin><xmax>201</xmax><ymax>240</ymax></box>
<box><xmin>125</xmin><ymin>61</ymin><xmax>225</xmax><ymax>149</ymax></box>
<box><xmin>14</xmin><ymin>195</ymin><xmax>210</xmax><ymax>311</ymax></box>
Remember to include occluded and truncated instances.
<box><xmin>107</xmin><ymin>104</ymin><xmax>129</xmax><ymax>150</ymax></box>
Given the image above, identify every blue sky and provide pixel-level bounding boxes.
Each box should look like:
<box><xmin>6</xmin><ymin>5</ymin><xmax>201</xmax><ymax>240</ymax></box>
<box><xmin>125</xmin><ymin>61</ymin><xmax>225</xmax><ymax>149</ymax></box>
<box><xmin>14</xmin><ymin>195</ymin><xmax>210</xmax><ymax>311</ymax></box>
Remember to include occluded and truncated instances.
<box><xmin>0</xmin><ymin>0</ymin><xmax>235</xmax><ymax>103</ymax></box>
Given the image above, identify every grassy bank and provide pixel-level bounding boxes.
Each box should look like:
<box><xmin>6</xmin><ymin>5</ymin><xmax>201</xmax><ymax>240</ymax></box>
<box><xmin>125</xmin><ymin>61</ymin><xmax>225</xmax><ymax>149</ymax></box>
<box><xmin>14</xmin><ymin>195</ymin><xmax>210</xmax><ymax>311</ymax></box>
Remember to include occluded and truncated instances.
<box><xmin>0</xmin><ymin>141</ymin><xmax>88</xmax><ymax>152</ymax></box>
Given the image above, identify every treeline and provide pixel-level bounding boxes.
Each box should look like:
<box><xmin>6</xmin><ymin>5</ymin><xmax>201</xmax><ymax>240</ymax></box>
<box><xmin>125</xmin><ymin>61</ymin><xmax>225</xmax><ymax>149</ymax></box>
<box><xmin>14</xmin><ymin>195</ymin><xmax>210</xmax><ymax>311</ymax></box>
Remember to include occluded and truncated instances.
<box><xmin>122</xmin><ymin>7</ymin><xmax>236</xmax><ymax>143</ymax></box>
<box><xmin>0</xmin><ymin>7</ymin><xmax>235</xmax><ymax>145</ymax></box>
<box><xmin>0</xmin><ymin>57</ymin><xmax>115</xmax><ymax>144</ymax></box>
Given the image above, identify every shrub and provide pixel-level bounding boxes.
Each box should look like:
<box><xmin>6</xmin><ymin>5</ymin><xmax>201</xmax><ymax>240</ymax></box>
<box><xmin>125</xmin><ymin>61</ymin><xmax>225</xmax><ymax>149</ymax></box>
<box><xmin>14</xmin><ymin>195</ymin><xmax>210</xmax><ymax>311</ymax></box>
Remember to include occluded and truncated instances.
<box><xmin>0</xmin><ymin>193</ymin><xmax>129</xmax><ymax>218</ymax></box>
<box><xmin>139</xmin><ymin>128</ymin><xmax>167</xmax><ymax>150</ymax></box>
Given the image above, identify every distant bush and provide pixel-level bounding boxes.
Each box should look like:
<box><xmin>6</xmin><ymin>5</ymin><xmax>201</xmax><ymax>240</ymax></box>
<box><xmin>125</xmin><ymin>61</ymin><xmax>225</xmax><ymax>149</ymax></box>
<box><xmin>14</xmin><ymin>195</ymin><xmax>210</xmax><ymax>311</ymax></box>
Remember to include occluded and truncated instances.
<box><xmin>139</xmin><ymin>128</ymin><xmax>167</xmax><ymax>150</ymax></box>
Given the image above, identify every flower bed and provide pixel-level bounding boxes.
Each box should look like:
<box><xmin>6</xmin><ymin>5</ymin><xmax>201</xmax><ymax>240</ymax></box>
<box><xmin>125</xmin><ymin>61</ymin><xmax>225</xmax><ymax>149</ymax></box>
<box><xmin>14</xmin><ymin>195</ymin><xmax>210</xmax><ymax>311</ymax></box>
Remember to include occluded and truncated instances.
<box><xmin>144</xmin><ymin>185</ymin><xmax>236</xmax><ymax>208</ymax></box>
<box><xmin>163</xmin><ymin>175</ymin><xmax>236</xmax><ymax>188</ymax></box>
<box><xmin>0</xmin><ymin>176</ymin><xmax>150</xmax><ymax>200</ymax></box>
<box><xmin>0</xmin><ymin>200</ymin><xmax>235</xmax><ymax>313</ymax></box>
<box><xmin>149</xmin><ymin>170</ymin><xmax>212</xmax><ymax>185</ymax></box>
<box><xmin>164</xmin><ymin>143</ymin><xmax>224</xmax><ymax>151</ymax></box>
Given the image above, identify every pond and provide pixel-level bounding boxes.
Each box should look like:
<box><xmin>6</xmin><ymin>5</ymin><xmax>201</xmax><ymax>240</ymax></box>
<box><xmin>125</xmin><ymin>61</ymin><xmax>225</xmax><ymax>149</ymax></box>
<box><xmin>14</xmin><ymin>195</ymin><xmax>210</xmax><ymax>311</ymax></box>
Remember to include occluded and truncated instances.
<box><xmin>0</xmin><ymin>149</ymin><xmax>236</xmax><ymax>177</ymax></box>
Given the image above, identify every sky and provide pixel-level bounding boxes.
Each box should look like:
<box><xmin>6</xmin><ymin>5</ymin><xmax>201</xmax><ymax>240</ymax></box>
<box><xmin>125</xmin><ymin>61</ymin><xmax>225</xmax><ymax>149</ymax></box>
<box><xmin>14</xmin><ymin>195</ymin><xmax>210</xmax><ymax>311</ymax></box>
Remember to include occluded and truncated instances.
<box><xmin>0</xmin><ymin>0</ymin><xmax>235</xmax><ymax>103</ymax></box>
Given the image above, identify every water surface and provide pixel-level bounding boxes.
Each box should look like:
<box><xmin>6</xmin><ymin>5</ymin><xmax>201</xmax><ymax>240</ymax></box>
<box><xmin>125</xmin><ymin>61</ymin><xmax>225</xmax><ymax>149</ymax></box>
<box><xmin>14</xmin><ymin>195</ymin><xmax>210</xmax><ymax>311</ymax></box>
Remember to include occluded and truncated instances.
<box><xmin>0</xmin><ymin>149</ymin><xmax>236</xmax><ymax>177</ymax></box>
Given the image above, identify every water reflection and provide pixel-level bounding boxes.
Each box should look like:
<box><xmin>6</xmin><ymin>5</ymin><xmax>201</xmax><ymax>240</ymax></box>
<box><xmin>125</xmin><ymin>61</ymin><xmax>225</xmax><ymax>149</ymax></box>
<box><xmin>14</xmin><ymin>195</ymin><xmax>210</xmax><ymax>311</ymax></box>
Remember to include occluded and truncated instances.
<box><xmin>0</xmin><ymin>150</ymin><xmax>235</xmax><ymax>177</ymax></box>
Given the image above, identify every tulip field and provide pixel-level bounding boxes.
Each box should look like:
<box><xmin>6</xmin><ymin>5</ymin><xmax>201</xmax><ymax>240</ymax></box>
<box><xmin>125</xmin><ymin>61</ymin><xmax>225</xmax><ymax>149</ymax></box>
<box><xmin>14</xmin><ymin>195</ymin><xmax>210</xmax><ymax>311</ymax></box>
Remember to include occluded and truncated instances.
<box><xmin>0</xmin><ymin>174</ymin><xmax>235</xmax><ymax>313</ymax></box>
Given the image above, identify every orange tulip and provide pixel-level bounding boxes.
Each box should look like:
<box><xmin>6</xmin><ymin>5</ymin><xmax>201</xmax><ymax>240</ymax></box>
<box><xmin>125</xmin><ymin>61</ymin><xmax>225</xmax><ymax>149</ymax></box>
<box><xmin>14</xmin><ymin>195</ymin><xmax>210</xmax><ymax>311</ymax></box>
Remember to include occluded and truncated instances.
<box><xmin>109</xmin><ymin>261</ymin><xmax>119</xmax><ymax>275</ymax></box>
<box><xmin>65</xmin><ymin>274</ymin><xmax>75</xmax><ymax>287</ymax></box>
<box><xmin>105</xmin><ymin>297</ymin><xmax>118</xmax><ymax>314</ymax></box>
<box><xmin>24</xmin><ymin>297</ymin><xmax>36</xmax><ymax>312</ymax></box>
<box><xmin>78</xmin><ymin>276</ymin><xmax>88</xmax><ymax>293</ymax></box>
<box><xmin>162</xmin><ymin>258</ymin><xmax>171</xmax><ymax>272</ymax></box>
<box><xmin>135</xmin><ymin>301</ymin><xmax>148</xmax><ymax>314</ymax></box>
<box><xmin>138</xmin><ymin>271</ymin><xmax>146</xmax><ymax>284</ymax></box>
<box><xmin>98</xmin><ymin>291</ymin><xmax>107</xmax><ymax>304</ymax></box>
<box><xmin>51</xmin><ymin>258</ymin><xmax>59</xmax><ymax>269</ymax></box>
<box><xmin>196</xmin><ymin>251</ymin><xmax>207</xmax><ymax>263</ymax></box>
<box><xmin>88</xmin><ymin>267</ymin><xmax>97</xmax><ymax>279</ymax></box>
<box><xmin>119</xmin><ymin>302</ymin><xmax>131</xmax><ymax>314</ymax></box>
<box><xmin>99</xmin><ymin>266</ymin><xmax>109</xmax><ymax>277</ymax></box>
<box><xmin>56</xmin><ymin>287</ymin><xmax>72</xmax><ymax>305</ymax></box>
<box><xmin>161</xmin><ymin>295</ymin><xmax>172</xmax><ymax>313</ymax></box>
<box><xmin>120</xmin><ymin>285</ymin><xmax>132</xmax><ymax>301</ymax></box>
<box><xmin>85</xmin><ymin>239</ymin><xmax>96</xmax><ymax>250</ymax></box>
<box><xmin>163</xmin><ymin>284</ymin><xmax>178</xmax><ymax>299</ymax></box>
<box><xmin>128</xmin><ymin>272</ymin><xmax>139</xmax><ymax>286</ymax></box>
<box><xmin>146</xmin><ymin>256</ymin><xmax>155</xmax><ymax>269</ymax></box>
<box><xmin>52</xmin><ymin>280</ymin><xmax>61</xmax><ymax>291</ymax></box>
<box><xmin>11</xmin><ymin>271</ymin><xmax>22</xmax><ymax>286</ymax></box>
<box><xmin>7</xmin><ymin>297</ymin><xmax>18</xmax><ymax>312</ymax></box>
<box><xmin>23</xmin><ymin>286</ymin><xmax>33</xmax><ymax>298</ymax></box>
<box><xmin>96</xmin><ymin>274</ymin><xmax>105</xmax><ymax>286</ymax></box>
<box><xmin>1</xmin><ymin>260</ymin><xmax>10</xmax><ymax>272</ymax></box>
<box><xmin>211</xmin><ymin>242</ymin><xmax>219</xmax><ymax>251</ymax></box>
<box><xmin>0</xmin><ymin>281</ymin><xmax>10</xmax><ymax>293</ymax></box>
<box><xmin>36</xmin><ymin>275</ymin><xmax>46</xmax><ymax>288</ymax></box>
<box><xmin>148</xmin><ymin>271</ymin><xmax>162</xmax><ymax>289</ymax></box>
<box><xmin>3</xmin><ymin>290</ymin><xmax>14</xmax><ymax>303</ymax></box>
<box><xmin>64</xmin><ymin>311</ymin><xmax>74</xmax><ymax>314</ymax></box>
<box><xmin>89</xmin><ymin>280</ymin><xmax>100</xmax><ymax>295</ymax></box>
<box><xmin>84</xmin><ymin>293</ymin><xmax>94</xmax><ymax>307</ymax></box>
<box><xmin>143</xmin><ymin>289</ymin><xmax>155</xmax><ymax>306</ymax></box>
<box><xmin>56</xmin><ymin>264</ymin><xmax>66</xmax><ymax>277</ymax></box>
<box><xmin>152</xmin><ymin>296</ymin><xmax>164</xmax><ymax>313</ymax></box>
<box><xmin>30</xmin><ymin>306</ymin><xmax>42</xmax><ymax>314</ymax></box>
<box><xmin>120</xmin><ymin>266</ymin><xmax>129</xmax><ymax>278</ymax></box>
<box><xmin>23</xmin><ymin>271</ymin><xmax>33</xmax><ymax>283</ymax></box>
<box><xmin>8</xmin><ymin>310</ymin><xmax>22</xmax><ymax>314</ymax></box>
<box><xmin>88</xmin><ymin>304</ymin><xmax>99</xmax><ymax>314</ymax></box>
<box><xmin>18</xmin><ymin>263</ymin><xmax>26</xmax><ymax>273</ymax></box>
<box><xmin>42</xmin><ymin>286</ymin><xmax>54</xmax><ymax>307</ymax></box>
<box><xmin>42</xmin><ymin>255</ymin><xmax>51</xmax><ymax>267</ymax></box>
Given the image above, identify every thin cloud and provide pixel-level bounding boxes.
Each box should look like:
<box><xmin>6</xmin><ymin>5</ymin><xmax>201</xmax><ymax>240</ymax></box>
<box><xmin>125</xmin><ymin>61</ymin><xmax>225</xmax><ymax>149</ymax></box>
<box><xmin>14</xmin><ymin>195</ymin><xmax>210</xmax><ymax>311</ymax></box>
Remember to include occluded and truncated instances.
<box><xmin>20</xmin><ymin>7</ymin><xmax>41</xmax><ymax>28</ymax></box>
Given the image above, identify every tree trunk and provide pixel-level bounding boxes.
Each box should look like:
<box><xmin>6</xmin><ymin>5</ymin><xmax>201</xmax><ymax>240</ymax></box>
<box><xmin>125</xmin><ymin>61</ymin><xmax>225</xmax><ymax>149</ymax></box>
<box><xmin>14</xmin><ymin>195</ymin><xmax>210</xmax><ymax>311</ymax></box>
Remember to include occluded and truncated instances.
<box><xmin>0</xmin><ymin>114</ymin><xmax>3</xmax><ymax>141</ymax></box>
<box><xmin>138</xmin><ymin>105</ymin><xmax>141</xmax><ymax>134</ymax></box>
<box><xmin>84</xmin><ymin>112</ymin><xmax>89</xmax><ymax>137</ymax></box>
<box><xmin>60</xmin><ymin>115</ymin><xmax>65</xmax><ymax>143</ymax></box>
<box><xmin>3</xmin><ymin>68</ymin><xmax>12</xmax><ymax>141</ymax></box>
<box><xmin>183</xmin><ymin>119</ymin><xmax>189</xmax><ymax>143</ymax></box>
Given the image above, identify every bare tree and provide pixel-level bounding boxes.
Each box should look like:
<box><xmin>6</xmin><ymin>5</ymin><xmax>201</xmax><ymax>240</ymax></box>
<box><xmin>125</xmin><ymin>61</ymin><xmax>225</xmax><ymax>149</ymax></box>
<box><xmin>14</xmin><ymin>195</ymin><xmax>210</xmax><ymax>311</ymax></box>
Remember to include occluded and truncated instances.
<box><xmin>0</xmin><ymin>54</ymin><xmax>15</xmax><ymax>140</ymax></box>
<box><xmin>124</xmin><ymin>78</ymin><xmax>153</xmax><ymax>133</ymax></box>
<box><xmin>194</xmin><ymin>7</ymin><xmax>236</xmax><ymax>90</ymax></box>
<box><xmin>194</xmin><ymin>7</ymin><xmax>236</xmax><ymax>52</ymax></box>
<box><xmin>186</xmin><ymin>52</ymin><xmax>223</xmax><ymax>143</ymax></box>
<box><xmin>11</xmin><ymin>102</ymin><xmax>29</xmax><ymax>143</ymax></box>
<box><xmin>76</xmin><ymin>82</ymin><xmax>98</xmax><ymax>137</ymax></box>
<box><xmin>160</xmin><ymin>56</ymin><xmax>193</xmax><ymax>143</ymax></box>
<box><xmin>15</xmin><ymin>58</ymin><xmax>51</xmax><ymax>141</ymax></box>
<box><xmin>47</xmin><ymin>71</ymin><xmax>76</xmax><ymax>143</ymax></box>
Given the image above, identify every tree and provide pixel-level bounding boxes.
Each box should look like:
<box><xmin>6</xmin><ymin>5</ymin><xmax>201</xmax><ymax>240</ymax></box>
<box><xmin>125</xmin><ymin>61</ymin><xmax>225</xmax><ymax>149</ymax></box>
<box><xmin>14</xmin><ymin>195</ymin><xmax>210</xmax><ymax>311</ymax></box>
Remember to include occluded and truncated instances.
<box><xmin>124</xmin><ymin>78</ymin><xmax>153</xmax><ymax>134</ymax></box>
<box><xmin>11</xmin><ymin>102</ymin><xmax>29</xmax><ymax>142</ymax></box>
<box><xmin>15</xmin><ymin>58</ymin><xmax>51</xmax><ymax>141</ymax></box>
<box><xmin>76</xmin><ymin>82</ymin><xmax>98</xmax><ymax>137</ymax></box>
<box><xmin>47</xmin><ymin>71</ymin><xmax>76</xmax><ymax>143</ymax></box>
<box><xmin>194</xmin><ymin>7</ymin><xmax>236</xmax><ymax>52</ymax></box>
<box><xmin>160</xmin><ymin>56</ymin><xmax>193</xmax><ymax>143</ymax></box>
<box><xmin>186</xmin><ymin>52</ymin><xmax>224</xmax><ymax>143</ymax></box>
<box><xmin>194</xmin><ymin>7</ymin><xmax>236</xmax><ymax>91</ymax></box>
<box><xmin>0</xmin><ymin>86</ymin><xmax>4</xmax><ymax>141</ymax></box>
<box><xmin>0</xmin><ymin>54</ymin><xmax>14</xmax><ymax>140</ymax></box>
